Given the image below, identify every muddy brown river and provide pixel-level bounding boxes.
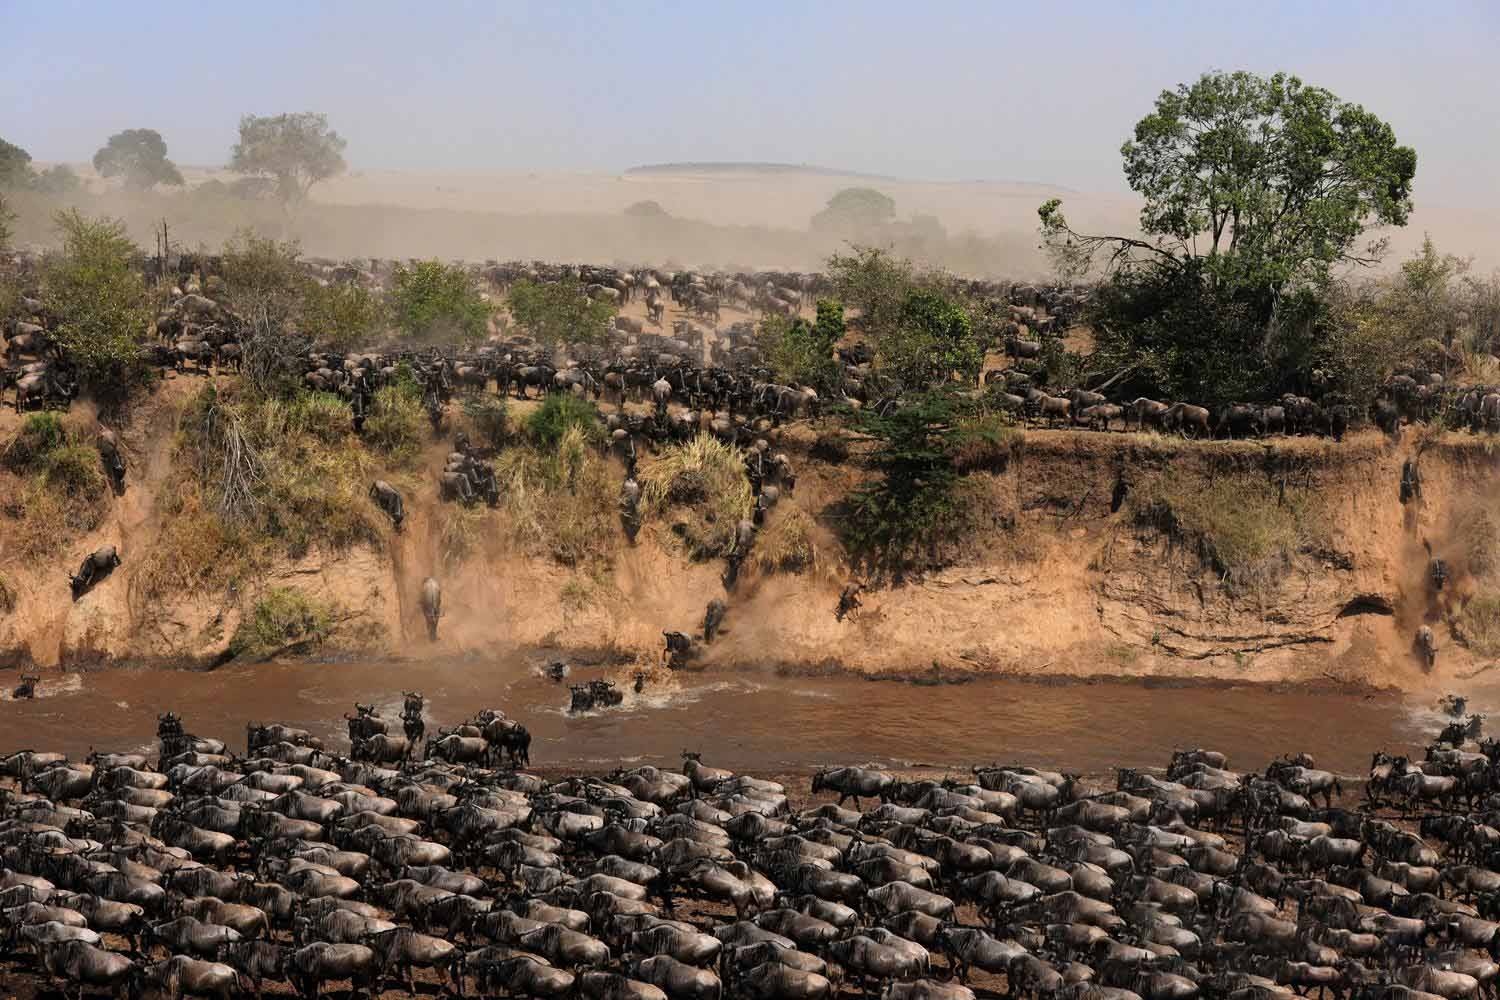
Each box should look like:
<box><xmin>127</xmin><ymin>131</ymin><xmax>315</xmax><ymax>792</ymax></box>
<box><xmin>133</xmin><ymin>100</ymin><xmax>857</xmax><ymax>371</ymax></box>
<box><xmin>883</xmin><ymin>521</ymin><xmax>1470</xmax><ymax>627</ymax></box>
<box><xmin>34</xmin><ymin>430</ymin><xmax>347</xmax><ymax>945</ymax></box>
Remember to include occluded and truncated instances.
<box><xmin>0</xmin><ymin>655</ymin><xmax>1450</xmax><ymax>774</ymax></box>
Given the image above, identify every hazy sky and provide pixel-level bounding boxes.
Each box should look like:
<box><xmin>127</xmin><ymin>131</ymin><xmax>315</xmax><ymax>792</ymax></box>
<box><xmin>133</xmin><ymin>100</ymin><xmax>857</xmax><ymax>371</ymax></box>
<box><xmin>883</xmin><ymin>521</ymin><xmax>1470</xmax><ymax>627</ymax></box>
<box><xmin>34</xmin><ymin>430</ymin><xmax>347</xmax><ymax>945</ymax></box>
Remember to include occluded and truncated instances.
<box><xmin>3</xmin><ymin>0</ymin><xmax>1496</xmax><ymax>206</ymax></box>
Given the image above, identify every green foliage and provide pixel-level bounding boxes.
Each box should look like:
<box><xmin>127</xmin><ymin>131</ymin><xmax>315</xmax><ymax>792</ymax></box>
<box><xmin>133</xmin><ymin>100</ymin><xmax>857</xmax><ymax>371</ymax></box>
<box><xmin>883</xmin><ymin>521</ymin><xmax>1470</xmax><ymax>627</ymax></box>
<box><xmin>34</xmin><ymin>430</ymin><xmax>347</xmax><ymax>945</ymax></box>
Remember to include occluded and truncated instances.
<box><xmin>461</xmin><ymin>392</ymin><xmax>511</xmax><ymax>449</ymax></box>
<box><xmin>389</xmin><ymin>260</ymin><xmax>491</xmax><ymax>345</ymax></box>
<box><xmin>2</xmin><ymin>412</ymin><xmax>67</xmax><ymax>470</ymax></box>
<box><xmin>506</xmin><ymin>277</ymin><xmax>615</xmax><ymax>348</ymax></box>
<box><xmin>229</xmin><ymin>112</ymin><xmax>347</xmax><ymax>205</ymax></box>
<box><xmin>757</xmin><ymin>299</ymin><xmax>844</xmax><ymax>391</ymax></box>
<box><xmin>40</xmin><ymin>209</ymin><xmax>152</xmax><ymax>400</ymax></box>
<box><xmin>301</xmin><ymin>279</ymin><xmax>386</xmax><ymax>349</ymax></box>
<box><xmin>841</xmin><ymin>389</ymin><xmax>977</xmax><ymax>573</ymax></box>
<box><xmin>826</xmin><ymin>245</ymin><xmax>915</xmax><ymax>339</ymax></box>
<box><xmin>882</xmin><ymin>288</ymin><xmax>981</xmax><ymax>389</ymax></box>
<box><xmin>1039</xmin><ymin>70</ymin><xmax>1417</xmax><ymax>403</ymax></box>
<box><xmin>92</xmin><ymin>129</ymin><xmax>184</xmax><ymax>190</ymax></box>
<box><xmin>0</xmin><ymin>137</ymin><xmax>32</xmax><ymax>189</ymax></box>
<box><xmin>228</xmin><ymin>587</ymin><xmax>333</xmax><ymax>660</ymax></box>
<box><xmin>364</xmin><ymin>380</ymin><xmax>425</xmax><ymax>465</ymax></box>
<box><xmin>526</xmin><ymin>393</ymin><xmax>601</xmax><ymax>449</ymax></box>
<box><xmin>812</xmin><ymin>187</ymin><xmax>896</xmax><ymax>234</ymax></box>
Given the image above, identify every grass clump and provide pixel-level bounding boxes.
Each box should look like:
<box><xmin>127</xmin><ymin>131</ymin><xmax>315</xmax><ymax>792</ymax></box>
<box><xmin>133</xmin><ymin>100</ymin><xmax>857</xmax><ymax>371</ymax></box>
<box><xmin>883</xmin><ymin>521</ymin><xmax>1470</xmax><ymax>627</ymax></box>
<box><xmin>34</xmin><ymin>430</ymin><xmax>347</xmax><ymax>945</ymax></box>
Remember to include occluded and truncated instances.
<box><xmin>1126</xmin><ymin>472</ymin><xmax>1319</xmax><ymax>593</ymax></box>
<box><xmin>0</xmin><ymin>413</ymin><xmax>110</xmax><ymax>558</ymax></box>
<box><xmin>364</xmin><ymin>379</ymin><xmax>426</xmax><ymax>465</ymax></box>
<box><xmin>439</xmin><ymin>504</ymin><xmax>496</xmax><ymax>569</ymax></box>
<box><xmin>949</xmin><ymin>413</ymin><xmax>1024</xmax><ymax>474</ymax></box>
<box><xmin>640</xmin><ymin>435</ymin><xmax>754</xmax><ymax>559</ymax></box>
<box><xmin>1459</xmin><ymin>594</ymin><xmax>1500</xmax><ymax>657</ymax></box>
<box><xmin>499</xmin><ymin>425</ymin><xmax>616</xmax><ymax>567</ymax></box>
<box><xmin>228</xmin><ymin>586</ymin><xmax>333</xmax><ymax>661</ymax></box>
<box><xmin>527</xmin><ymin>393</ymin><xmax>601</xmax><ymax>449</ymax></box>
<box><xmin>461</xmin><ymin>392</ymin><xmax>511</xmax><ymax>450</ymax></box>
<box><xmin>753</xmin><ymin>505</ymin><xmax>821</xmax><ymax>574</ymax></box>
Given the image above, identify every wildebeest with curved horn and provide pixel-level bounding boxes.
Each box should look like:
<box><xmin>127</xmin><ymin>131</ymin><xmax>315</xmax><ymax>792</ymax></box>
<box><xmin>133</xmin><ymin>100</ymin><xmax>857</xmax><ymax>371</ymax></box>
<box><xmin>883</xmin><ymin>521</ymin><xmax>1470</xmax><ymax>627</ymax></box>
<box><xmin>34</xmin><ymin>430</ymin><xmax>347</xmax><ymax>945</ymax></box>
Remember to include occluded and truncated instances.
<box><xmin>69</xmin><ymin>545</ymin><xmax>120</xmax><ymax>601</ymax></box>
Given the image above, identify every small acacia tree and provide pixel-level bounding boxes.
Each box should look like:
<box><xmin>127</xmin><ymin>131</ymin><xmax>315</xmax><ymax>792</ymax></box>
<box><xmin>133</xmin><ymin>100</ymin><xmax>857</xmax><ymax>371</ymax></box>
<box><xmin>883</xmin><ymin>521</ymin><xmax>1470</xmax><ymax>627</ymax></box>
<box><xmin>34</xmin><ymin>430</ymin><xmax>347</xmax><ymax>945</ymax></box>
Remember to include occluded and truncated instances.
<box><xmin>41</xmin><ymin>210</ymin><xmax>153</xmax><ymax>401</ymax></box>
<box><xmin>93</xmin><ymin>129</ymin><xmax>184</xmax><ymax>190</ymax></box>
<box><xmin>389</xmin><ymin>260</ymin><xmax>491</xmax><ymax>346</ymax></box>
<box><xmin>506</xmin><ymin>277</ymin><xmax>615</xmax><ymax>348</ymax></box>
<box><xmin>229</xmin><ymin>112</ymin><xmax>347</xmax><ymax>208</ymax></box>
<box><xmin>302</xmin><ymin>280</ymin><xmax>386</xmax><ymax>350</ymax></box>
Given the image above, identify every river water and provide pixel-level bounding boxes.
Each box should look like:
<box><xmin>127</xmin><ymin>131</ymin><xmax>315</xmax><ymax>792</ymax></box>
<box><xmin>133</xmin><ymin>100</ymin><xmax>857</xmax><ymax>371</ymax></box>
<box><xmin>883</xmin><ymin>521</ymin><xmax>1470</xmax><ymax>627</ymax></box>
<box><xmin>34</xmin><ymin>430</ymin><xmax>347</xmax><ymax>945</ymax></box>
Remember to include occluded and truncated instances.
<box><xmin>0</xmin><ymin>653</ymin><xmax>1454</xmax><ymax>775</ymax></box>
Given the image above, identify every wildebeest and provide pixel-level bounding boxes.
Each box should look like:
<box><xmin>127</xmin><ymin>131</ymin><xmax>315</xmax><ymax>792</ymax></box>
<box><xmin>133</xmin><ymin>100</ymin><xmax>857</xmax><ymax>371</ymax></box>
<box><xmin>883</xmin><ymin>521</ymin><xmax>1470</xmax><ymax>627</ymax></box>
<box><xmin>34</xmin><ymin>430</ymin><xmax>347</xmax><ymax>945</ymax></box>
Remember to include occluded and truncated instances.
<box><xmin>421</xmin><ymin>576</ymin><xmax>442</xmax><ymax>641</ymax></box>
<box><xmin>69</xmin><ymin>545</ymin><xmax>120</xmax><ymax>601</ymax></box>
<box><xmin>370</xmin><ymin>480</ymin><xmax>404</xmax><ymax>531</ymax></box>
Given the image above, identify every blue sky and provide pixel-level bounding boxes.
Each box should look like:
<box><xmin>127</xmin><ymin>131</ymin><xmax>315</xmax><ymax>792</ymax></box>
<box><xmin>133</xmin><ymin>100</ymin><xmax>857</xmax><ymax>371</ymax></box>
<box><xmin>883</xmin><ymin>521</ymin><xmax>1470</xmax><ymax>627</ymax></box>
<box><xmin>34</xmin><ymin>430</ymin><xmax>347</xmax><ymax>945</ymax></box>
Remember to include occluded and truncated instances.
<box><xmin>2</xmin><ymin>0</ymin><xmax>1495</xmax><ymax>203</ymax></box>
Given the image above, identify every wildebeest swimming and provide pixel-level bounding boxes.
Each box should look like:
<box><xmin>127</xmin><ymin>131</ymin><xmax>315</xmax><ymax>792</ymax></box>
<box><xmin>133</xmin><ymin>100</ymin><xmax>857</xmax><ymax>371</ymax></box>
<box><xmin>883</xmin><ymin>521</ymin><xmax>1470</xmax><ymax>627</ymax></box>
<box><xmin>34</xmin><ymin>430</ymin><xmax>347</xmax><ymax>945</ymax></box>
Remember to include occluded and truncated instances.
<box><xmin>3</xmin><ymin>699</ymin><xmax>1498</xmax><ymax>1000</ymax></box>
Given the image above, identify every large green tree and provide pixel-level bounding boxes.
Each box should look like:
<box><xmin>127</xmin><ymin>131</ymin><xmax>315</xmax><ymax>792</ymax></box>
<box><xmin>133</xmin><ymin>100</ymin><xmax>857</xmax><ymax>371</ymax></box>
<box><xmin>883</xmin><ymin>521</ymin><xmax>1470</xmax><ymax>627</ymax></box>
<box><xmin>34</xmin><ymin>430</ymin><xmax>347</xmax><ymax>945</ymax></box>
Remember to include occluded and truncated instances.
<box><xmin>390</xmin><ymin>260</ymin><xmax>492</xmax><ymax>346</ymax></box>
<box><xmin>1040</xmin><ymin>70</ymin><xmax>1416</xmax><ymax>402</ymax></box>
<box><xmin>229</xmin><ymin>112</ymin><xmax>347</xmax><ymax>206</ymax></box>
<box><xmin>93</xmin><ymin>128</ymin><xmax>184</xmax><ymax>190</ymax></box>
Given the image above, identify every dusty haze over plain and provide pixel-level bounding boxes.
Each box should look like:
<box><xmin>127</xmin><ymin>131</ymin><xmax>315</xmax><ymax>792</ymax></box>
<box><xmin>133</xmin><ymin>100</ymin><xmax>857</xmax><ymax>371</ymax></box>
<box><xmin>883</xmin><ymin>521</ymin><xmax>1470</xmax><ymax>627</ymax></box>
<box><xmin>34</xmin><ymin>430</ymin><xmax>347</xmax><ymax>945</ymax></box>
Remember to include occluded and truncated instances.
<box><xmin>2</xmin><ymin>0</ymin><xmax>1497</xmax><ymax>270</ymax></box>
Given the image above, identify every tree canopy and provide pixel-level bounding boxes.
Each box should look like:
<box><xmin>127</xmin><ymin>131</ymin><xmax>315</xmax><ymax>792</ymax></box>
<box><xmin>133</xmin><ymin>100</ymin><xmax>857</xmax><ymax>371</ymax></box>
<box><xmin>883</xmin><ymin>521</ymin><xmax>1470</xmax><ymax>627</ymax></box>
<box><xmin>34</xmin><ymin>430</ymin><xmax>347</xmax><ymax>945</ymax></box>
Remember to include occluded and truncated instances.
<box><xmin>811</xmin><ymin>187</ymin><xmax>896</xmax><ymax>234</ymax></box>
<box><xmin>229</xmin><ymin>112</ymin><xmax>347</xmax><ymax>206</ymax></box>
<box><xmin>1040</xmin><ymin>70</ymin><xmax>1417</xmax><ymax>403</ymax></box>
<box><xmin>506</xmin><ymin>277</ymin><xmax>616</xmax><ymax>348</ymax></box>
<box><xmin>93</xmin><ymin>128</ymin><xmax>184</xmax><ymax>190</ymax></box>
<box><xmin>0</xmin><ymin>137</ymin><xmax>33</xmax><ymax>189</ymax></box>
<box><xmin>757</xmin><ymin>300</ymin><xmax>845</xmax><ymax>393</ymax></box>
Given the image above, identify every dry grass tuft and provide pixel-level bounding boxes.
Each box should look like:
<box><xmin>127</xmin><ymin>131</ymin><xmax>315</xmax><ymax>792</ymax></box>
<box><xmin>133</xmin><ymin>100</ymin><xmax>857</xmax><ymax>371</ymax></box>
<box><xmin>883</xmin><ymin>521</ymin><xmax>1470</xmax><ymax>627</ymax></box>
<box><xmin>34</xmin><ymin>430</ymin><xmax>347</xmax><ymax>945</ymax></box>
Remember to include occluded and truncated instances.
<box><xmin>497</xmin><ymin>425</ymin><xmax>616</xmax><ymax>567</ymax></box>
<box><xmin>753</xmin><ymin>505</ymin><xmax>821</xmax><ymax>574</ymax></box>
<box><xmin>640</xmin><ymin>435</ymin><xmax>753</xmax><ymax>559</ymax></box>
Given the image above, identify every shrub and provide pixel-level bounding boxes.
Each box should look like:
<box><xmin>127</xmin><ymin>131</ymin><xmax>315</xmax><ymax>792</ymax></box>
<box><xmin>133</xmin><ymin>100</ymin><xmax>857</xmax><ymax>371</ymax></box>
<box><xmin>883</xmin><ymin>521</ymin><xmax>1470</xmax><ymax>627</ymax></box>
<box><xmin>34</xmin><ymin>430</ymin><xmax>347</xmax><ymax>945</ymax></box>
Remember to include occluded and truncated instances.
<box><xmin>639</xmin><ymin>435</ymin><xmax>754</xmax><ymax>558</ymax></box>
<box><xmin>2</xmin><ymin>412</ymin><xmax>66</xmax><ymax>471</ymax></box>
<box><xmin>389</xmin><ymin>260</ymin><xmax>490</xmax><ymax>345</ymax></box>
<box><xmin>228</xmin><ymin>587</ymin><xmax>333</xmax><ymax>661</ymax></box>
<box><xmin>461</xmin><ymin>392</ymin><xmax>510</xmax><ymax>449</ymax></box>
<box><xmin>364</xmin><ymin>381</ymin><xmax>425</xmax><ymax>465</ymax></box>
<box><xmin>221</xmin><ymin>231</ymin><xmax>312</xmax><ymax>396</ymax></box>
<box><xmin>527</xmin><ymin>393</ymin><xmax>601</xmax><ymax>449</ymax></box>
<box><xmin>0</xmin><ymin>414</ymin><xmax>109</xmax><ymax>557</ymax></box>
<box><xmin>506</xmin><ymin>276</ymin><xmax>615</xmax><ymax>347</ymax></box>
<box><xmin>301</xmin><ymin>279</ymin><xmax>386</xmax><ymax>350</ymax></box>
<box><xmin>129</xmin><ymin>481</ymin><xmax>257</xmax><ymax>614</ymax></box>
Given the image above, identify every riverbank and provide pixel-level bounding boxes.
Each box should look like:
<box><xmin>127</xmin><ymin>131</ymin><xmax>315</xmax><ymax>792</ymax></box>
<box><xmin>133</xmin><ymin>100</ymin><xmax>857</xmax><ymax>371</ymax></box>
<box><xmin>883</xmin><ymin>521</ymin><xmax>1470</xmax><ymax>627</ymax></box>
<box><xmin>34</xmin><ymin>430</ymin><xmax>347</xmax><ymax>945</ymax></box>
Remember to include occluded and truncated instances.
<box><xmin>2</xmin><ymin>372</ymin><xmax>1498</xmax><ymax>696</ymax></box>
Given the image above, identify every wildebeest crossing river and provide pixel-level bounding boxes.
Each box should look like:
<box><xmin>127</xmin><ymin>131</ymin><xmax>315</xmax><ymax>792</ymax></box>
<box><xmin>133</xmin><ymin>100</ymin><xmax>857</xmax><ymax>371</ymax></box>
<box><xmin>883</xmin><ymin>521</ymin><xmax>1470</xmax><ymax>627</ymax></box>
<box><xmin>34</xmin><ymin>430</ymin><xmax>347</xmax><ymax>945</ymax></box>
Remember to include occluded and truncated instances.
<box><xmin>0</xmin><ymin>654</ymin><xmax>1447</xmax><ymax>773</ymax></box>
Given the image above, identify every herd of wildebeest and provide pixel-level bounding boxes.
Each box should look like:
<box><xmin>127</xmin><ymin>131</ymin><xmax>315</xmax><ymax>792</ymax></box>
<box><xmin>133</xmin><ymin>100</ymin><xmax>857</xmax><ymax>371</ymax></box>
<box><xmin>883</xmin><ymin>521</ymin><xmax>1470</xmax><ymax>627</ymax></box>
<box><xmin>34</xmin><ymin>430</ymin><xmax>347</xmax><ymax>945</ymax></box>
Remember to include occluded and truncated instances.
<box><xmin>0</xmin><ymin>253</ymin><xmax>1491</xmax><ymax>446</ymax></box>
<box><xmin>4</xmin><ymin>699</ymin><xmax>1500</xmax><ymax>1000</ymax></box>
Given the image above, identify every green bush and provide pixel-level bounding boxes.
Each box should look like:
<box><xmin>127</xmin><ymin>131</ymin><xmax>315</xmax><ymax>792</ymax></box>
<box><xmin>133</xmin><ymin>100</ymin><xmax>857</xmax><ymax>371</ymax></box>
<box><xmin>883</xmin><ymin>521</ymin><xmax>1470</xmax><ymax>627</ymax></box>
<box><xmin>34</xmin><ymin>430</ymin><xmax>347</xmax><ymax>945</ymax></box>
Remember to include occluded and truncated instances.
<box><xmin>0</xmin><ymin>414</ymin><xmax>109</xmax><ymax>557</ymax></box>
<box><xmin>302</xmin><ymin>280</ymin><xmax>386</xmax><ymax>349</ymax></box>
<box><xmin>527</xmin><ymin>393</ymin><xmax>600</xmax><ymax>449</ymax></box>
<box><xmin>506</xmin><ymin>276</ymin><xmax>615</xmax><ymax>347</ymax></box>
<box><xmin>41</xmin><ymin>209</ymin><xmax>152</xmax><ymax>402</ymax></box>
<box><xmin>228</xmin><ymin>587</ymin><xmax>333</xmax><ymax>660</ymax></box>
<box><xmin>389</xmin><ymin>260</ymin><xmax>490</xmax><ymax>345</ymax></box>
<box><xmin>2</xmin><ymin>412</ymin><xmax>66</xmax><ymax>471</ymax></box>
<box><xmin>364</xmin><ymin>381</ymin><xmax>426</xmax><ymax>465</ymax></box>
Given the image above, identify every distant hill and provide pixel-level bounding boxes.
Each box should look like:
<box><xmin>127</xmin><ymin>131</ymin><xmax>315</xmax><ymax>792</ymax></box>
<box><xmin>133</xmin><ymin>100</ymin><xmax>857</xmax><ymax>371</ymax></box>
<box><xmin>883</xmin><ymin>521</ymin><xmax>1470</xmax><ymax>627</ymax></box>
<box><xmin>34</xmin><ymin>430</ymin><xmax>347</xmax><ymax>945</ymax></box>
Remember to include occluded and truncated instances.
<box><xmin>623</xmin><ymin>161</ymin><xmax>1071</xmax><ymax>191</ymax></box>
<box><xmin>624</xmin><ymin>162</ymin><xmax>900</xmax><ymax>180</ymax></box>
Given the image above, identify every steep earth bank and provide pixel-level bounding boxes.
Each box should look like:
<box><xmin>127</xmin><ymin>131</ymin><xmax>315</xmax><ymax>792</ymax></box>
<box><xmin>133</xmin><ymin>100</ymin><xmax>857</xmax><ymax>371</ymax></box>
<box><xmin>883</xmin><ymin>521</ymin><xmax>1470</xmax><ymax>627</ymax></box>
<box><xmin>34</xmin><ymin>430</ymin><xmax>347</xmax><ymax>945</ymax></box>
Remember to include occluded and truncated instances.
<box><xmin>0</xmin><ymin>381</ymin><xmax>1491</xmax><ymax>697</ymax></box>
